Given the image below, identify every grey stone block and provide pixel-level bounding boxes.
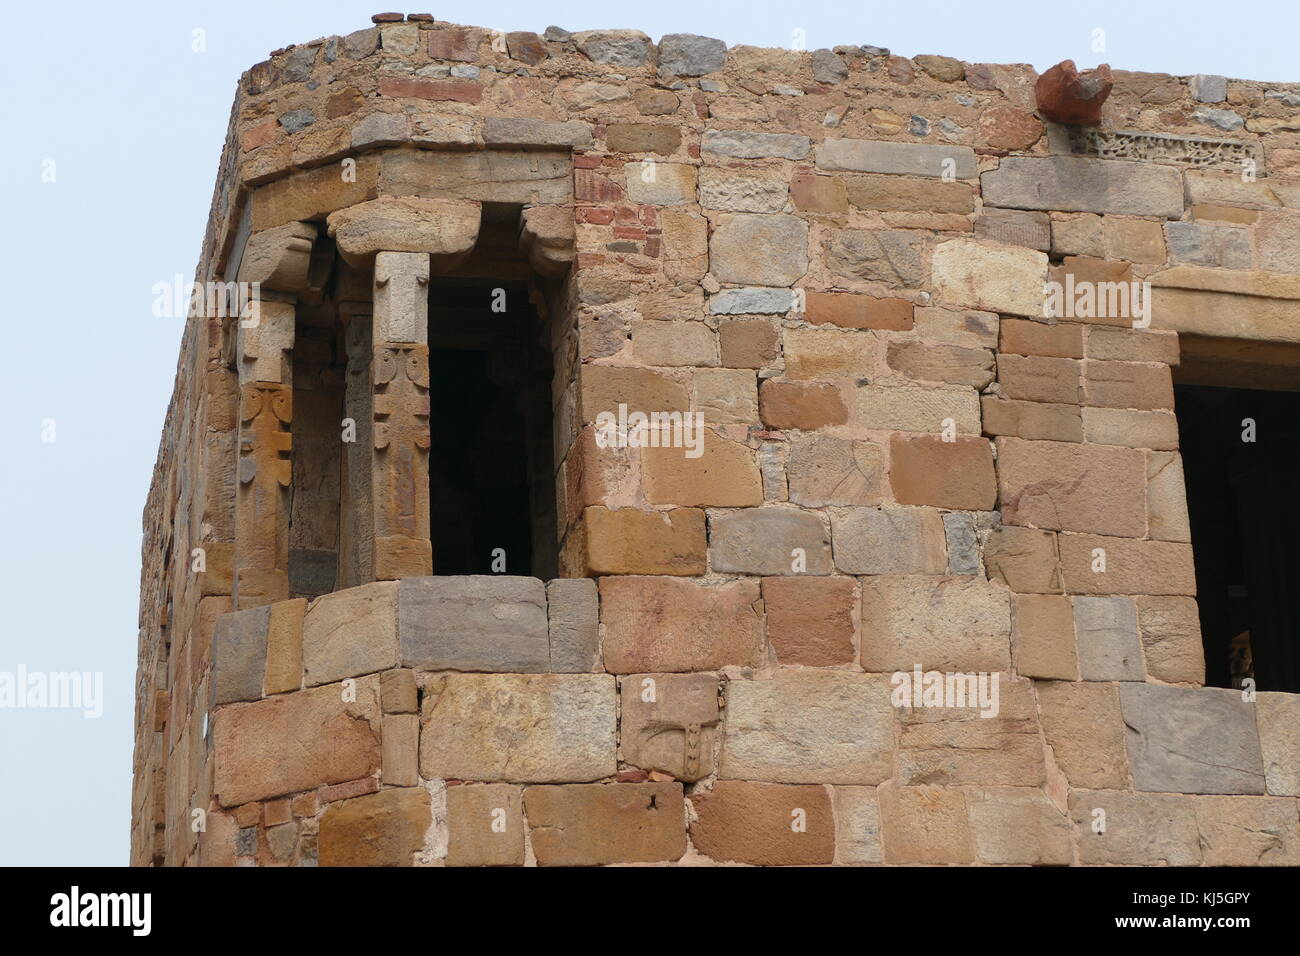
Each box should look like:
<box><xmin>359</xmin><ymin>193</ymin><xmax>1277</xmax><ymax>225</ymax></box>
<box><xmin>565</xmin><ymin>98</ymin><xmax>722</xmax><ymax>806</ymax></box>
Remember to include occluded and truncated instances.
<box><xmin>658</xmin><ymin>34</ymin><xmax>727</xmax><ymax>76</ymax></box>
<box><xmin>547</xmin><ymin>578</ymin><xmax>599</xmax><ymax>673</ymax></box>
<box><xmin>1191</xmin><ymin>74</ymin><xmax>1227</xmax><ymax>103</ymax></box>
<box><xmin>1119</xmin><ymin>683</ymin><xmax>1266</xmax><ymax>794</ymax></box>
<box><xmin>981</xmin><ymin>156</ymin><xmax>1184</xmax><ymax>218</ymax></box>
<box><xmin>707</xmin><ymin>287</ymin><xmax>797</xmax><ymax>315</ymax></box>
<box><xmin>482</xmin><ymin>117</ymin><xmax>593</xmax><ymax>148</ymax></box>
<box><xmin>399</xmin><ymin>576</ymin><xmax>549</xmax><ymax>672</ymax></box>
<box><xmin>709</xmin><ymin>508</ymin><xmax>831</xmax><ymax>575</ymax></box>
<box><xmin>1073</xmin><ymin>596</ymin><xmax>1144</xmax><ymax>681</ymax></box>
<box><xmin>816</xmin><ymin>138</ymin><xmax>976</xmax><ymax>179</ymax></box>
<box><xmin>943</xmin><ymin>512</ymin><xmax>981</xmax><ymax>574</ymax></box>
<box><xmin>702</xmin><ymin>129</ymin><xmax>811</xmax><ymax>160</ymax></box>
<box><xmin>831</xmin><ymin>507</ymin><xmax>945</xmax><ymax>574</ymax></box>
<box><xmin>212</xmin><ymin>605</ymin><xmax>271</xmax><ymax>705</ymax></box>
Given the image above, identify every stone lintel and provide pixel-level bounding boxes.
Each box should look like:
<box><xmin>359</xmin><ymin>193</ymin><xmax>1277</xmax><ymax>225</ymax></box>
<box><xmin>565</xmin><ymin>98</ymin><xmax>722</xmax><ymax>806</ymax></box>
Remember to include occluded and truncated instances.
<box><xmin>326</xmin><ymin>196</ymin><xmax>482</xmax><ymax>270</ymax></box>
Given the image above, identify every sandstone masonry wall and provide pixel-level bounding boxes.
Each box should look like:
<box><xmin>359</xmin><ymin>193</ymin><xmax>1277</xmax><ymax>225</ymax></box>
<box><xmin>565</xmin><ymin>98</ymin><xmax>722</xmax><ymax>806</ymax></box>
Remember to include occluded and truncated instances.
<box><xmin>133</xmin><ymin>15</ymin><xmax>1300</xmax><ymax>866</ymax></box>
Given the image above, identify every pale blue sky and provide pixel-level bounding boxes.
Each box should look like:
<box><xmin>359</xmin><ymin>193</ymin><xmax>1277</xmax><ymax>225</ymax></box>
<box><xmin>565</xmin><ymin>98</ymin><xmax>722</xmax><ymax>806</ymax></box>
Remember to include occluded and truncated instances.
<box><xmin>0</xmin><ymin>0</ymin><xmax>1295</xmax><ymax>866</ymax></box>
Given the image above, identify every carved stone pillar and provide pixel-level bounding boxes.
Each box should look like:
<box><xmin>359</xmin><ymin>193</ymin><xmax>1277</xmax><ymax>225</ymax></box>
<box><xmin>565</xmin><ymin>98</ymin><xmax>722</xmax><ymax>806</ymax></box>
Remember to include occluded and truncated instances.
<box><xmin>231</xmin><ymin>221</ymin><xmax>315</xmax><ymax>608</ymax></box>
<box><xmin>326</xmin><ymin>197</ymin><xmax>482</xmax><ymax>582</ymax></box>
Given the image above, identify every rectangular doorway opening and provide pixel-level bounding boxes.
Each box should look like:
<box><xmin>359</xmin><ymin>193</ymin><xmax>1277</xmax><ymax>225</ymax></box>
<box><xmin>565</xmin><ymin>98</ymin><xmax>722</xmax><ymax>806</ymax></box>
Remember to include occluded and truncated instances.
<box><xmin>426</xmin><ymin>278</ymin><xmax>557</xmax><ymax>579</ymax></box>
<box><xmin>1176</xmin><ymin>370</ymin><xmax>1300</xmax><ymax>693</ymax></box>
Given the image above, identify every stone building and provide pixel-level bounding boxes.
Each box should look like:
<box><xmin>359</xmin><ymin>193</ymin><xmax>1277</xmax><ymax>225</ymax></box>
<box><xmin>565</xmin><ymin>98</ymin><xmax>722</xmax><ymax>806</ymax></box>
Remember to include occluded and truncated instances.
<box><xmin>132</xmin><ymin>15</ymin><xmax>1300</xmax><ymax>866</ymax></box>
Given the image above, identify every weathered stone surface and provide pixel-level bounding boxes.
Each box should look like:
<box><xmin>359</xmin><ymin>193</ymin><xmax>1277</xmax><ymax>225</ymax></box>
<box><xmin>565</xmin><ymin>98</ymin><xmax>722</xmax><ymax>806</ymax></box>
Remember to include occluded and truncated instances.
<box><xmin>786</xmin><ymin>434</ymin><xmax>886</xmax><ymax>507</ymax></box>
<box><xmin>1166</xmin><ymin>220</ymin><xmax>1251</xmax><ymax>269</ymax></box>
<box><xmin>984</xmin><ymin>526</ymin><xmax>1063</xmax><ymax>593</ymax></box>
<box><xmin>382</xmin><ymin>713</ymin><xmax>419</xmax><ymax>787</ymax></box>
<box><xmin>997</xmin><ymin>437</ymin><xmax>1147</xmax><ymax>537</ymax></box>
<box><xmin>524</xmin><ymin>783</ymin><xmax>686</xmax><ymax>865</ymax></box>
<box><xmin>762</xmin><ymin>576</ymin><xmax>856</xmax><ymax>666</ymax></box>
<box><xmin>380</xmin><ymin>667</ymin><xmax>417</xmax><ymax>714</ymax></box>
<box><xmin>1083</xmin><ymin>360</ymin><xmax>1174</xmax><ymax>410</ymax></box>
<box><xmin>913</xmin><ymin>307</ymin><xmax>998</xmax><ymax>348</ymax></box>
<box><xmin>968</xmin><ymin>788</ymin><xmax>1073</xmax><ymax>865</ymax></box>
<box><xmin>326</xmin><ymin>197</ymin><xmax>481</xmax><ymax>267</ymax></box>
<box><xmin>1083</xmin><ymin>407</ymin><xmax>1179</xmax><ymax>450</ymax></box>
<box><xmin>790</xmin><ymin>170</ymin><xmax>849</xmax><ymax>214</ymax></box>
<box><xmin>1036</xmin><ymin>680</ymin><xmax>1129</xmax><ymax>789</ymax></box>
<box><xmin>1104</xmin><ymin>216</ymin><xmax>1167</xmax><ymax>263</ymax></box>
<box><xmin>690</xmin><ymin>781</ymin><xmax>834</xmax><ymax>865</ymax></box>
<box><xmin>1069</xmin><ymin>790</ymin><xmax>1200</xmax><ymax>865</ymax></box>
<box><xmin>698</xmin><ymin>168</ymin><xmax>788</xmax><ymax>212</ymax></box>
<box><xmin>982</xmin><ymin>156</ymin><xmax>1184</xmax><ymax>218</ymax></box>
<box><xmin>585</xmin><ymin>506</ymin><xmax>707</xmax><ymax>575</ymax></box>
<box><xmin>845</xmin><ymin>174</ymin><xmax>975</xmax><ymax>214</ymax></box>
<box><xmin>887</xmin><ymin>341</ymin><xmax>994</xmax><ymax>388</ymax></box>
<box><xmin>980</xmin><ymin>107</ymin><xmax>1044</xmax><ymax>150</ymax></box>
<box><xmin>702</xmin><ymin>129</ymin><xmax>811</xmax><ymax>160</ymax></box>
<box><xmin>641</xmin><ymin>429</ymin><xmax>762</xmax><ymax>506</ymax></box>
<box><xmin>482</xmin><ymin>117</ymin><xmax>592</xmax><ymax>148</ymax></box>
<box><xmin>710</xmin><ymin>507</ymin><xmax>831</xmax><ymax>575</ymax></box>
<box><xmin>658</xmin><ymin>34</ymin><xmax>727</xmax><ymax>75</ymax></box>
<box><xmin>710</xmin><ymin>214</ymin><xmax>809</xmax><ymax>286</ymax></box>
<box><xmin>303</xmin><ymin>582</ymin><xmax>398</xmax><ymax>686</ymax></box>
<box><xmin>1058</xmin><ymin>534</ymin><xmax>1196</xmax><ymax>594</ymax></box>
<box><xmin>1133</xmin><ymin>596</ymin><xmax>1202</xmax><ymax>684</ymax></box>
<box><xmin>981</xmin><ymin>397</ymin><xmax>1084</xmax><ymax>443</ymax></box>
<box><xmin>783</xmin><ymin>326</ymin><xmax>878</xmax><ymax>380</ymax></box>
<box><xmin>857</xmin><ymin>384</ymin><xmax>981</xmax><ymax>434</ymax></box>
<box><xmin>1013</xmin><ymin>594</ymin><xmax>1078</xmax><ymax>680</ymax></box>
<box><xmin>975</xmin><ymin>208</ymin><xmax>1051</xmax><ymax>250</ymax></box>
<box><xmin>620</xmin><ymin>673</ymin><xmax>721</xmax><ymax>780</ymax></box>
<box><xmin>1195</xmin><ymin>795</ymin><xmax>1300</xmax><ymax>866</ymax></box>
<box><xmin>1035</xmin><ymin>60</ymin><xmax>1112</xmax><ymax>125</ymax></box>
<box><xmin>1256</xmin><ymin>693</ymin><xmax>1300</xmax><ymax>797</ymax></box>
<box><xmin>721</xmin><ymin>673</ymin><xmax>895</xmax><ymax>784</ymax></box>
<box><xmin>811</xmin><ymin>49</ymin><xmax>849</xmax><ymax>85</ymax></box>
<box><xmin>573</xmin><ymin>29</ymin><xmax>652</xmax><ymax>67</ymax></box>
<box><xmin>264</xmin><ymin>598</ymin><xmax>304</xmax><ymax>695</ymax></box>
<box><xmin>398</xmin><ymin>576</ymin><xmax>549</xmax><ymax>672</ymax></box>
<box><xmin>878</xmin><ymin>783</ymin><xmax>974</xmax><ymax>864</ymax></box>
<box><xmin>546</xmin><ymin>578</ymin><xmax>599</xmax><ymax>673</ymax></box>
<box><xmin>1119</xmin><ymin>683</ymin><xmax>1266</xmax><ymax>794</ymax></box>
<box><xmin>1148</xmin><ymin>266</ymin><xmax>1300</xmax><ymax>344</ymax></box>
<box><xmin>833</xmin><ymin>786</ymin><xmax>882</xmax><ymax>863</ymax></box>
<box><xmin>999</xmin><ymin>317</ymin><xmax>1082</xmax><ymax>358</ymax></box>
<box><xmin>817</xmin><ymin>138</ymin><xmax>976</xmax><ymax>179</ymax></box>
<box><xmin>807</xmin><ymin>292</ymin><xmax>914</xmax><ymax>331</ymax></box>
<box><xmin>931</xmin><ymin>238</ymin><xmax>1048</xmax><ymax>317</ymax></box>
<box><xmin>860</xmin><ymin>575</ymin><xmax>1012</xmax><ymax>671</ymax></box>
<box><xmin>942</xmin><ymin>511</ymin><xmax>981</xmax><ymax>574</ymax></box>
<box><xmin>997</xmin><ymin>354</ymin><xmax>1081</xmax><ymax>404</ymax></box>
<box><xmin>759</xmin><ymin>381</ymin><xmax>848</xmax><ymax>430</ymax></box>
<box><xmin>318</xmin><ymin>787</ymin><xmax>430</xmax><ymax>867</ymax></box>
<box><xmin>212</xmin><ymin>605</ymin><xmax>270</xmax><ymax>705</ymax></box>
<box><xmin>379</xmin><ymin>149</ymin><xmax>571</xmax><ymax>206</ymax></box>
<box><xmin>213</xmin><ymin>679</ymin><xmax>381</xmax><ymax>807</ymax></box>
<box><xmin>896</xmin><ymin>676</ymin><xmax>1045</xmax><ymax>786</ymax></box>
<box><xmin>828</xmin><ymin>228</ymin><xmax>926</xmax><ymax>287</ymax></box>
<box><xmin>830</xmin><ymin>506</ymin><xmax>947</xmax><ymax>574</ymax></box>
<box><xmin>1073</xmin><ymin>596</ymin><xmax>1143</xmax><ymax>681</ymax></box>
<box><xmin>446</xmin><ymin>783</ymin><xmax>525</xmax><ymax>867</ymax></box>
<box><xmin>890</xmin><ymin>435</ymin><xmax>997</xmax><ymax>511</ymax></box>
<box><xmin>708</xmin><ymin>287</ymin><xmax>798</xmax><ymax>314</ymax></box>
<box><xmin>600</xmin><ymin>576</ymin><xmax>765</xmax><ymax>673</ymax></box>
<box><xmin>624</xmin><ymin>162</ymin><xmax>696</xmax><ymax>205</ymax></box>
<box><xmin>419</xmin><ymin>674</ymin><xmax>616</xmax><ymax>782</ymax></box>
<box><xmin>606</xmin><ymin>123</ymin><xmax>681</xmax><ymax>155</ymax></box>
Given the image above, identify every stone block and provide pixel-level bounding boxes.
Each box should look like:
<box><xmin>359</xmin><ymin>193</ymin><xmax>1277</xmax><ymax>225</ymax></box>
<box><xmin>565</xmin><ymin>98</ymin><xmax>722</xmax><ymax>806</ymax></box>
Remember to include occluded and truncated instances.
<box><xmin>996</xmin><ymin>437</ymin><xmax>1147</xmax><ymax>537</ymax></box>
<box><xmin>599</xmin><ymin>576</ymin><xmax>765</xmax><ymax>673</ymax></box>
<box><xmin>624</xmin><ymin>162</ymin><xmax>696</xmax><ymax>206</ymax></box>
<box><xmin>1036</xmin><ymin>680</ymin><xmax>1129</xmax><ymax>789</ymax></box>
<box><xmin>698</xmin><ymin>168</ymin><xmax>788</xmax><ymax>212</ymax></box>
<box><xmin>1082</xmin><ymin>407</ymin><xmax>1179</xmax><ymax>450</ymax></box>
<box><xmin>573</xmin><ymin>30</ymin><xmax>652</xmax><ymax>67</ymax></box>
<box><xmin>380</xmin><ymin>667</ymin><xmax>417</xmax><ymax>713</ymax></box>
<box><xmin>890</xmin><ymin>434</ymin><xmax>997</xmax><ymax>511</ymax></box>
<box><xmin>980</xmin><ymin>397</ymin><xmax>1084</xmax><ymax>443</ymax></box>
<box><xmin>982</xmin><ymin>156</ymin><xmax>1185</xmax><ymax>218</ymax></box>
<box><xmin>710</xmin><ymin>214</ymin><xmax>809</xmax><ymax>287</ymax></box>
<box><xmin>606</xmin><ymin>123</ymin><xmax>681</xmax><ymax>155</ymax></box>
<box><xmin>983</xmin><ymin>526</ymin><xmax>1063</xmax><ymax>593</ymax></box>
<box><xmin>762</xmin><ymin>576</ymin><xmax>857</xmax><ymax>666</ymax></box>
<box><xmin>974</xmin><ymin>208</ymin><xmax>1052</xmax><ymax>250</ymax></box>
<box><xmin>1082</xmin><ymin>360</ymin><xmax>1174</xmax><ymax>410</ymax></box>
<box><xmin>816</xmin><ymin>138</ymin><xmax>977</xmax><ymax>179</ymax></box>
<box><xmin>858</xmin><ymin>384</ymin><xmax>981</xmax><ymax>434</ymax></box>
<box><xmin>786</xmin><ymin>434</ymin><xmax>886</xmax><ymax>507</ymax></box>
<box><xmin>446</xmin><ymin>783</ymin><xmax>525</xmax><ymax>866</ymax></box>
<box><xmin>1073</xmin><ymin>596</ymin><xmax>1144</xmax><ymax>681</ymax></box>
<box><xmin>524</xmin><ymin>782</ymin><xmax>685</xmax><ymax>865</ymax></box>
<box><xmin>642</xmin><ymin>430</ymin><xmax>762</xmax><ymax>506</ymax></box>
<box><xmin>999</xmin><ymin>318</ymin><xmax>1083</xmax><ymax>358</ymax></box>
<box><xmin>695</xmin><ymin>368</ymin><xmax>759</xmax><ymax>424</ymax></box>
<box><xmin>546</xmin><ymin>578</ymin><xmax>600</xmax><ymax>673</ymax></box>
<box><xmin>860</xmin><ymin>575</ymin><xmax>1012</xmax><ymax>672</ymax></box>
<box><xmin>579</xmin><ymin>365</ymin><xmax>689</xmax><ymax>422</ymax></box>
<box><xmin>1119</xmin><ymin>683</ymin><xmax>1266</xmax><ymax>794</ymax></box>
<box><xmin>710</xmin><ymin>507</ymin><xmax>831</xmax><ymax>575</ymax></box>
<box><xmin>759</xmin><ymin>381</ymin><xmax>848</xmax><ymax>430</ymax></box>
<box><xmin>782</xmin><ymin>327</ymin><xmax>878</xmax><ymax>380</ymax></box>
<box><xmin>213</xmin><ymin>678</ymin><xmax>381</xmax><ymax>807</ymax></box>
<box><xmin>887</xmin><ymin>342</ymin><xmax>995</xmax><ymax>388</ymax></box>
<box><xmin>708</xmin><ymin>287</ymin><xmax>798</xmax><ymax>315</ymax></box>
<box><xmin>1195</xmin><ymin>795</ymin><xmax>1300</xmax><ymax>866</ymax></box>
<box><xmin>264</xmin><ymin>598</ymin><xmax>305</xmax><ymax>695</ymax></box>
<box><xmin>481</xmin><ymin>117</ymin><xmax>592</xmax><ymax>148</ymax></box>
<box><xmin>381</xmin><ymin>713</ymin><xmax>419</xmax><ymax>787</ymax></box>
<box><xmin>1069</xmin><ymin>790</ymin><xmax>1200</xmax><ymax>865</ymax></box>
<box><xmin>721</xmin><ymin>672</ymin><xmax>896</xmax><ymax>784</ymax></box>
<box><xmin>844</xmin><ymin>173</ymin><xmax>975</xmax><ymax>213</ymax></box>
<box><xmin>1134</xmin><ymin>596</ymin><xmax>1204</xmax><ymax>684</ymax></box>
<box><xmin>828</xmin><ymin>228</ymin><xmax>926</xmax><ymax>287</ymax></box>
<box><xmin>878</xmin><ymin>783</ymin><xmax>974</xmax><ymax>864</ymax></box>
<box><xmin>212</xmin><ymin>605</ymin><xmax>271</xmax><ymax>705</ymax></box>
<box><xmin>1058</xmin><ymin>534</ymin><xmax>1196</xmax><ymax>594</ymax></box>
<box><xmin>584</xmin><ymin>506</ymin><xmax>707</xmax><ymax>575</ymax></box>
<box><xmin>1256</xmin><ymin>692</ymin><xmax>1300</xmax><ymax>797</ymax></box>
<box><xmin>619</xmin><ymin>673</ymin><xmax>721</xmax><ymax>780</ymax></box>
<box><xmin>1013</xmin><ymin>594</ymin><xmax>1078</xmax><ymax>680</ymax></box>
<box><xmin>968</xmin><ymin>787</ymin><xmax>1073</xmax><ymax>865</ymax></box>
<box><xmin>913</xmin><ymin>307</ymin><xmax>998</xmax><ymax>348</ymax></box>
<box><xmin>659</xmin><ymin>33</ymin><xmax>727</xmax><ymax>75</ymax></box>
<box><xmin>931</xmin><ymin>238</ymin><xmax>1048</xmax><ymax>318</ymax></box>
<box><xmin>397</xmin><ymin>576</ymin><xmax>548</xmax><ymax>673</ymax></box>
<box><xmin>690</xmin><ymin>781</ymin><xmax>834</xmax><ymax>865</ymax></box>
<box><xmin>702</xmin><ymin>129</ymin><xmax>811</xmax><ymax>160</ymax></box>
<box><xmin>318</xmin><ymin>787</ymin><xmax>430</xmax><ymax>867</ymax></box>
<box><xmin>419</xmin><ymin>674</ymin><xmax>615</xmax><ymax>783</ymax></box>
<box><xmin>805</xmin><ymin>292</ymin><xmax>914</xmax><ymax>331</ymax></box>
<box><xmin>302</xmin><ymin>582</ymin><xmax>398</xmax><ymax>686</ymax></box>
<box><xmin>830</xmin><ymin>506</ymin><xmax>947</xmax><ymax>575</ymax></box>
<box><xmin>832</xmin><ymin>786</ymin><xmax>883</xmax><ymax>864</ymax></box>
<box><xmin>996</xmin><ymin>354</ymin><xmax>1081</xmax><ymax>404</ymax></box>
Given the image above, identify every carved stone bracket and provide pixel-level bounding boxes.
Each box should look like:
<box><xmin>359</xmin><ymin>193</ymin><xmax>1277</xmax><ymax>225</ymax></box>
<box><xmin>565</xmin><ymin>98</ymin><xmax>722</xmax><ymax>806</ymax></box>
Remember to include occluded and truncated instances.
<box><xmin>237</xmin><ymin>220</ymin><xmax>318</xmax><ymax>295</ymax></box>
<box><xmin>518</xmin><ymin>205</ymin><xmax>575</xmax><ymax>277</ymax></box>
<box><xmin>325</xmin><ymin>197</ymin><xmax>482</xmax><ymax>271</ymax></box>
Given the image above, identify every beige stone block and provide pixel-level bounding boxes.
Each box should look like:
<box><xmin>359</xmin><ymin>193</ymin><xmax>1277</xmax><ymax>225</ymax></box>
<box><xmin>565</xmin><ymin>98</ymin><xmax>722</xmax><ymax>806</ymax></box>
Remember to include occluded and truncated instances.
<box><xmin>690</xmin><ymin>781</ymin><xmax>834</xmax><ymax>865</ymax></box>
<box><xmin>721</xmin><ymin>672</ymin><xmax>896</xmax><ymax>784</ymax></box>
<box><xmin>1036</xmin><ymin>681</ymin><xmax>1129</xmax><ymax>789</ymax></box>
<box><xmin>980</xmin><ymin>397</ymin><xmax>1084</xmax><ymax>443</ymax></box>
<box><xmin>318</xmin><ymin>787</ymin><xmax>431</xmax><ymax>867</ymax></box>
<box><xmin>1082</xmin><ymin>407</ymin><xmax>1179</xmax><ymax>449</ymax></box>
<box><xmin>642</xmin><ymin>429</ymin><xmax>762</xmax><ymax>506</ymax></box>
<box><xmin>783</xmin><ymin>327</ymin><xmax>878</xmax><ymax>380</ymax></box>
<box><xmin>302</xmin><ymin>581</ymin><xmax>398</xmax><ymax>686</ymax></box>
<box><xmin>694</xmin><ymin>367</ymin><xmax>759</xmax><ymax>424</ymax></box>
<box><xmin>1195</xmin><ymin>795</ymin><xmax>1300</xmax><ymax>866</ymax></box>
<box><xmin>931</xmin><ymin>238</ymin><xmax>1048</xmax><ymax>318</ymax></box>
<box><xmin>418</xmin><ymin>674</ymin><xmax>616</xmax><ymax>783</ymax></box>
<box><xmin>1051</xmin><ymin>212</ymin><xmax>1104</xmax><ymax>257</ymax></box>
<box><xmin>710</xmin><ymin>213</ymin><xmax>809</xmax><ymax>286</ymax></box>
<box><xmin>524</xmin><ymin>782</ymin><xmax>685</xmax><ymax>866</ymax></box>
<box><xmin>1069</xmin><ymin>790</ymin><xmax>1200</xmax><ymax>865</ymax></box>
<box><xmin>1085</xmin><ymin>326</ymin><xmax>1180</xmax><ymax>364</ymax></box>
<box><xmin>968</xmin><ymin>787</ymin><xmax>1073</xmax><ymax>865</ymax></box>
<box><xmin>599</xmin><ymin>576</ymin><xmax>765</xmax><ymax>673</ymax></box>
<box><xmin>630</xmin><ymin>320</ymin><xmax>718</xmax><ymax>367</ymax></box>
<box><xmin>1256</xmin><ymin>692</ymin><xmax>1300</xmax><ymax>797</ymax></box>
<box><xmin>844</xmin><ymin>173</ymin><xmax>975</xmax><ymax>213</ymax></box>
<box><xmin>1058</xmin><ymin>534</ymin><xmax>1196</xmax><ymax>594</ymax></box>
<box><xmin>446</xmin><ymin>783</ymin><xmax>525</xmax><ymax>866</ymax></box>
<box><xmin>786</xmin><ymin>434</ymin><xmax>886</xmax><ymax>507</ymax></box>
<box><xmin>1134</xmin><ymin>596</ymin><xmax>1204</xmax><ymax>685</ymax></box>
<box><xmin>719</xmin><ymin>319</ymin><xmax>779</xmax><ymax>369</ymax></box>
<box><xmin>983</xmin><ymin>526</ymin><xmax>1064</xmax><ymax>594</ymax></box>
<box><xmin>887</xmin><ymin>342</ymin><xmax>995</xmax><ymax>389</ymax></box>
<box><xmin>579</xmin><ymin>366</ymin><xmax>689</xmax><ymax>422</ymax></box>
<box><xmin>381</xmin><ymin>714</ymin><xmax>419</xmax><ymax>787</ymax></box>
<box><xmin>1104</xmin><ymin>216</ymin><xmax>1166</xmax><ymax>263</ymax></box>
<box><xmin>1014</xmin><ymin>594</ymin><xmax>1079</xmax><ymax>680</ymax></box>
<box><xmin>878</xmin><ymin>783</ymin><xmax>975</xmax><ymax>864</ymax></box>
<box><xmin>619</xmin><ymin>673</ymin><xmax>721</xmax><ymax>781</ymax></box>
<box><xmin>582</xmin><ymin>506</ymin><xmax>705</xmax><ymax>575</ymax></box>
<box><xmin>264</xmin><ymin>598</ymin><xmax>304</xmax><ymax>695</ymax></box>
<box><xmin>1146</xmin><ymin>451</ymin><xmax>1191</xmax><ymax>541</ymax></box>
<box><xmin>996</xmin><ymin>354</ymin><xmax>1082</xmax><ymax>404</ymax></box>
<box><xmin>890</xmin><ymin>435</ymin><xmax>997</xmax><ymax>511</ymax></box>
<box><xmin>858</xmin><ymin>384</ymin><xmax>981</xmax><ymax>434</ymax></box>
<box><xmin>1083</xmin><ymin>360</ymin><xmax>1174</xmax><ymax>410</ymax></box>
<box><xmin>996</xmin><ymin>437</ymin><xmax>1147</xmax><ymax>537</ymax></box>
<box><xmin>762</xmin><ymin>576</ymin><xmax>857</xmax><ymax>667</ymax></box>
<box><xmin>860</xmin><ymin>575</ymin><xmax>1012</xmax><ymax>672</ymax></box>
<box><xmin>999</xmin><ymin>318</ymin><xmax>1083</xmax><ymax>358</ymax></box>
<box><xmin>624</xmin><ymin>162</ymin><xmax>696</xmax><ymax>205</ymax></box>
<box><xmin>833</xmin><ymin>786</ymin><xmax>883</xmax><ymax>864</ymax></box>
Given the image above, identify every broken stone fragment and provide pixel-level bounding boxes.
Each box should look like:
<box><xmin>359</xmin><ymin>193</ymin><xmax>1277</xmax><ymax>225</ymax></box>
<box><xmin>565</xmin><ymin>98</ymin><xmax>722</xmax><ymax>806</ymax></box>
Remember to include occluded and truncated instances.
<box><xmin>1035</xmin><ymin>59</ymin><xmax>1113</xmax><ymax>125</ymax></box>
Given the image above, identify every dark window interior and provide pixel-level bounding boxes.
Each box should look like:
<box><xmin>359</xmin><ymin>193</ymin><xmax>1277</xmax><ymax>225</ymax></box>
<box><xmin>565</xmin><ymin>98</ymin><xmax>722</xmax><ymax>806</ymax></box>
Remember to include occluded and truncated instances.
<box><xmin>1177</xmin><ymin>383</ymin><xmax>1300</xmax><ymax>692</ymax></box>
<box><xmin>427</xmin><ymin>280</ymin><xmax>556</xmax><ymax>578</ymax></box>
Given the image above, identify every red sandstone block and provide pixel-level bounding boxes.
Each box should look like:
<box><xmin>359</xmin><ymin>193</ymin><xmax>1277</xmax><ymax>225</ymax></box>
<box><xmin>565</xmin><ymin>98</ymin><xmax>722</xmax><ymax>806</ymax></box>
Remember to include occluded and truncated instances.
<box><xmin>378</xmin><ymin>76</ymin><xmax>483</xmax><ymax>103</ymax></box>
